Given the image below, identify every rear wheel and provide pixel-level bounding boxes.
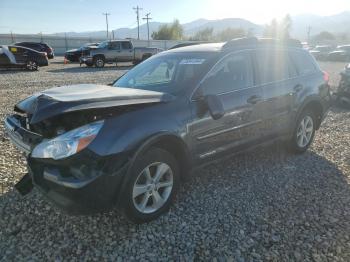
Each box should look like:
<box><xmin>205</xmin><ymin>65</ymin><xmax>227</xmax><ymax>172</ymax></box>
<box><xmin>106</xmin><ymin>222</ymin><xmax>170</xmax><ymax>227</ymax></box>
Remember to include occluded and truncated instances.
<box><xmin>122</xmin><ymin>148</ymin><xmax>179</xmax><ymax>223</ymax></box>
<box><xmin>94</xmin><ymin>56</ymin><xmax>105</xmax><ymax>68</ymax></box>
<box><xmin>26</xmin><ymin>60</ymin><xmax>38</xmax><ymax>71</ymax></box>
<box><xmin>289</xmin><ymin>109</ymin><xmax>316</xmax><ymax>153</ymax></box>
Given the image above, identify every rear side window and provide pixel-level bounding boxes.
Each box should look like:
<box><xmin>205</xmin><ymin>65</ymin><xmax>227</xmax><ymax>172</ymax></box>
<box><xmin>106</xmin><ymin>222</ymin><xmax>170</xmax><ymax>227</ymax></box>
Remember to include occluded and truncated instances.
<box><xmin>121</xmin><ymin>42</ymin><xmax>132</xmax><ymax>49</ymax></box>
<box><xmin>255</xmin><ymin>49</ymin><xmax>292</xmax><ymax>84</ymax></box>
<box><xmin>109</xmin><ymin>41</ymin><xmax>120</xmax><ymax>50</ymax></box>
<box><xmin>289</xmin><ymin>51</ymin><xmax>317</xmax><ymax>76</ymax></box>
<box><xmin>201</xmin><ymin>51</ymin><xmax>253</xmax><ymax>95</ymax></box>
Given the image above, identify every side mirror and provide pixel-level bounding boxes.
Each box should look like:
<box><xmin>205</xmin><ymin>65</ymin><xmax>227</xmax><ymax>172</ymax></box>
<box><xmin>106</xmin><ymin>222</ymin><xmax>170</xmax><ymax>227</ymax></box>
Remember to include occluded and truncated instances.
<box><xmin>205</xmin><ymin>94</ymin><xmax>225</xmax><ymax>120</ymax></box>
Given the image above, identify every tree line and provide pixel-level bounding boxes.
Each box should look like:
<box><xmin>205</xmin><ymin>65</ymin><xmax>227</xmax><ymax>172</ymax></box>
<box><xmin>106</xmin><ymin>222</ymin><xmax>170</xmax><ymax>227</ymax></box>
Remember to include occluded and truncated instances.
<box><xmin>151</xmin><ymin>16</ymin><xmax>347</xmax><ymax>43</ymax></box>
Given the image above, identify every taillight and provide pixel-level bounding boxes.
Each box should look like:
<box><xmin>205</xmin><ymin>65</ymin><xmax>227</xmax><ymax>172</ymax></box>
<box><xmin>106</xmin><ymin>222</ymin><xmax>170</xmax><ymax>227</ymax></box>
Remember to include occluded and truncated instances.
<box><xmin>323</xmin><ymin>71</ymin><xmax>329</xmax><ymax>83</ymax></box>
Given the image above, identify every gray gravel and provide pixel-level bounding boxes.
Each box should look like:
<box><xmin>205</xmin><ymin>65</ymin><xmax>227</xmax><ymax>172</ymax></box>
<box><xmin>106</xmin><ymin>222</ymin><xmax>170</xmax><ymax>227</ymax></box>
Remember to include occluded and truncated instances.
<box><xmin>0</xmin><ymin>58</ymin><xmax>349</xmax><ymax>261</ymax></box>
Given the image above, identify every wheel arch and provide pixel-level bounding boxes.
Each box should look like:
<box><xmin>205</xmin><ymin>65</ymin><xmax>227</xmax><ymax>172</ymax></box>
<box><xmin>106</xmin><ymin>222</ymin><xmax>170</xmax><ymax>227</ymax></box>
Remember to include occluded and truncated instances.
<box><xmin>93</xmin><ymin>54</ymin><xmax>106</xmax><ymax>60</ymax></box>
<box><xmin>130</xmin><ymin>132</ymin><xmax>193</xmax><ymax>180</ymax></box>
<box><xmin>115</xmin><ymin>132</ymin><xmax>192</xmax><ymax>208</ymax></box>
<box><xmin>297</xmin><ymin>99</ymin><xmax>324</xmax><ymax>130</ymax></box>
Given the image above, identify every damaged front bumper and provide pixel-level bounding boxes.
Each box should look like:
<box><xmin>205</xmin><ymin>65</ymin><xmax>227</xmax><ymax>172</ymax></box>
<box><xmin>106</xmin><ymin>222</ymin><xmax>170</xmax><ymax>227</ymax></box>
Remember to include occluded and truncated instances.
<box><xmin>4</xmin><ymin>114</ymin><xmax>130</xmax><ymax>214</ymax></box>
<box><xmin>80</xmin><ymin>56</ymin><xmax>93</xmax><ymax>64</ymax></box>
<box><xmin>28</xmin><ymin>152</ymin><xmax>129</xmax><ymax>214</ymax></box>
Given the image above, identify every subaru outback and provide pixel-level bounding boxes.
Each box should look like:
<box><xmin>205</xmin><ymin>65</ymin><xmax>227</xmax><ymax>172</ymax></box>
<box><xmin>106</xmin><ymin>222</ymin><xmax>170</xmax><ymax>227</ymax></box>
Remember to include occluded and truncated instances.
<box><xmin>4</xmin><ymin>38</ymin><xmax>331</xmax><ymax>223</ymax></box>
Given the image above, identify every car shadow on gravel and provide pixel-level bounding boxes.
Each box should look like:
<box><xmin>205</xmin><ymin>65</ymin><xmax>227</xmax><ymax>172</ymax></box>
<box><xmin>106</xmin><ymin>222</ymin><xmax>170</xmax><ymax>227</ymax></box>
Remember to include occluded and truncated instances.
<box><xmin>1</xmin><ymin>142</ymin><xmax>349</xmax><ymax>260</ymax></box>
<box><xmin>47</xmin><ymin>65</ymin><xmax>133</xmax><ymax>74</ymax></box>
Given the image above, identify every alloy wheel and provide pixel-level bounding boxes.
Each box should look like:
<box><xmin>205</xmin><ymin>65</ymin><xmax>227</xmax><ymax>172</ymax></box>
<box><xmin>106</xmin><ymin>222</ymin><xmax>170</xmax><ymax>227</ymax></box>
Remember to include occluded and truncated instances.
<box><xmin>296</xmin><ymin>115</ymin><xmax>314</xmax><ymax>148</ymax></box>
<box><xmin>26</xmin><ymin>61</ymin><xmax>37</xmax><ymax>71</ymax></box>
<box><xmin>132</xmin><ymin>162</ymin><xmax>173</xmax><ymax>214</ymax></box>
<box><xmin>95</xmin><ymin>59</ymin><xmax>104</xmax><ymax>67</ymax></box>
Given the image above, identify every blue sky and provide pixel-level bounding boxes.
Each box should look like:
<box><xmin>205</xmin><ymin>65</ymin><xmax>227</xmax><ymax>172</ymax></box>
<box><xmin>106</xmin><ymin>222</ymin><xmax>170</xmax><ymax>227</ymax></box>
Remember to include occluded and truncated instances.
<box><xmin>1</xmin><ymin>0</ymin><xmax>350</xmax><ymax>34</ymax></box>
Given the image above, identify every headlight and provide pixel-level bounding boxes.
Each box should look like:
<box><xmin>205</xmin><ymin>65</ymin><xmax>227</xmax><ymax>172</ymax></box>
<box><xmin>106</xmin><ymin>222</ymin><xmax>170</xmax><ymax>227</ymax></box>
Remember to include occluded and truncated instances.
<box><xmin>32</xmin><ymin>120</ymin><xmax>104</xmax><ymax>160</ymax></box>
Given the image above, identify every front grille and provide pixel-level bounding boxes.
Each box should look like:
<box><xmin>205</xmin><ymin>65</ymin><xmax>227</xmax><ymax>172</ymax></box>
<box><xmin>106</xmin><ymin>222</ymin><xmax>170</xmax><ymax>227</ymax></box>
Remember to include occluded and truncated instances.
<box><xmin>4</xmin><ymin>115</ymin><xmax>43</xmax><ymax>155</ymax></box>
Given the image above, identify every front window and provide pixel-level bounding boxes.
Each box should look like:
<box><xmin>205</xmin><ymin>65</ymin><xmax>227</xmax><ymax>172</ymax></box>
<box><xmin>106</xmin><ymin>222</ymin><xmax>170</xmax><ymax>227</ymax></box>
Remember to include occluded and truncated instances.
<box><xmin>113</xmin><ymin>52</ymin><xmax>217</xmax><ymax>94</ymax></box>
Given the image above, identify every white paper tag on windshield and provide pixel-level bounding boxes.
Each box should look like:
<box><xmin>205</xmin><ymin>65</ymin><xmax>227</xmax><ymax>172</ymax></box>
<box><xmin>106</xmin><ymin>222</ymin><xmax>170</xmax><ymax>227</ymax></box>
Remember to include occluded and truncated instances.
<box><xmin>180</xmin><ymin>59</ymin><xmax>205</xmax><ymax>65</ymax></box>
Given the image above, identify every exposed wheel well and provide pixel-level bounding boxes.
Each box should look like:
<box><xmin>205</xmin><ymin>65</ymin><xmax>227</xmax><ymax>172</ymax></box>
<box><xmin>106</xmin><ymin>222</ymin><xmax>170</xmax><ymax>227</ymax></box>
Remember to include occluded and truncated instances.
<box><xmin>145</xmin><ymin>135</ymin><xmax>192</xmax><ymax>180</ymax></box>
<box><xmin>93</xmin><ymin>54</ymin><xmax>105</xmax><ymax>61</ymax></box>
<box><xmin>300</xmin><ymin>101</ymin><xmax>323</xmax><ymax>129</ymax></box>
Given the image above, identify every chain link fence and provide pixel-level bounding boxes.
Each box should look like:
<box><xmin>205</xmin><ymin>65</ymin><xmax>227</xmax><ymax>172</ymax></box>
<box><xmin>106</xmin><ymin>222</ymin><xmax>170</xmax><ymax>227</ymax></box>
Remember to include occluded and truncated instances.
<box><xmin>0</xmin><ymin>34</ymin><xmax>193</xmax><ymax>55</ymax></box>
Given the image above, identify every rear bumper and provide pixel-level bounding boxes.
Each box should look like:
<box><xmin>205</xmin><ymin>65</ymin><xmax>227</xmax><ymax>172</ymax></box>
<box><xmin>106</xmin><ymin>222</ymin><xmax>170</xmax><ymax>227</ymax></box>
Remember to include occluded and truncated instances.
<box><xmin>37</xmin><ymin>57</ymin><xmax>49</xmax><ymax>66</ymax></box>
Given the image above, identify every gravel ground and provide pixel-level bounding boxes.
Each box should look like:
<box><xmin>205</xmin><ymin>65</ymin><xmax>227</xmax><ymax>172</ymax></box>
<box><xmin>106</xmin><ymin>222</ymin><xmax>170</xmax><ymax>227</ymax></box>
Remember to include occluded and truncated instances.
<box><xmin>0</xmin><ymin>58</ymin><xmax>349</xmax><ymax>261</ymax></box>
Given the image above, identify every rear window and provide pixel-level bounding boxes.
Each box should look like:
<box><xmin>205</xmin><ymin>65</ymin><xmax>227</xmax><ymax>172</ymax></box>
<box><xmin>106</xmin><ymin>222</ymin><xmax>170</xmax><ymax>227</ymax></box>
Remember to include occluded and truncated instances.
<box><xmin>121</xmin><ymin>42</ymin><xmax>132</xmax><ymax>49</ymax></box>
<box><xmin>289</xmin><ymin>50</ymin><xmax>317</xmax><ymax>76</ymax></box>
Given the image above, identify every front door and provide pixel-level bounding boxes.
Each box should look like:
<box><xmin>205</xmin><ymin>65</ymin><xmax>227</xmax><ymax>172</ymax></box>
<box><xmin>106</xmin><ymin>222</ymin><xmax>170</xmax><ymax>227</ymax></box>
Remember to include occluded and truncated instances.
<box><xmin>189</xmin><ymin>51</ymin><xmax>264</xmax><ymax>162</ymax></box>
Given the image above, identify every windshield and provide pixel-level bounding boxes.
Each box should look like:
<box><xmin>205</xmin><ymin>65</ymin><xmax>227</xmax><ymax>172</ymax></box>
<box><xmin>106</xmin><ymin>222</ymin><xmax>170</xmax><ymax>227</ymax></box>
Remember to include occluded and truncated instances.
<box><xmin>113</xmin><ymin>52</ymin><xmax>216</xmax><ymax>94</ymax></box>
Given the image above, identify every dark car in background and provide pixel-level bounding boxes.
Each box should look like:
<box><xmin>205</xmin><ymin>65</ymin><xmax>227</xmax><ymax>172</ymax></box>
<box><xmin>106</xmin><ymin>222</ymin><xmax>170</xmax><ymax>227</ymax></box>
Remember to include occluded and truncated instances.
<box><xmin>4</xmin><ymin>37</ymin><xmax>331</xmax><ymax>223</ymax></box>
<box><xmin>309</xmin><ymin>45</ymin><xmax>333</xmax><ymax>60</ymax></box>
<box><xmin>65</xmin><ymin>43</ymin><xmax>99</xmax><ymax>62</ymax></box>
<box><xmin>336</xmin><ymin>63</ymin><xmax>350</xmax><ymax>106</ymax></box>
<box><xmin>328</xmin><ymin>45</ymin><xmax>350</xmax><ymax>62</ymax></box>
<box><xmin>0</xmin><ymin>45</ymin><xmax>48</xmax><ymax>70</ymax></box>
<box><xmin>14</xmin><ymin>42</ymin><xmax>54</xmax><ymax>59</ymax></box>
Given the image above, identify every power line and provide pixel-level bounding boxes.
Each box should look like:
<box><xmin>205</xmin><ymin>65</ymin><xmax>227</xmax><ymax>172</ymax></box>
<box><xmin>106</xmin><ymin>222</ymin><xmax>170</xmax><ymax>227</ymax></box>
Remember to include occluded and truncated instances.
<box><xmin>143</xmin><ymin>13</ymin><xmax>152</xmax><ymax>44</ymax></box>
<box><xmin>102</xmin><ymin>12</ymin><xmax>111</xmax><ymax>39</ymax></box>
<box><xmin>133</xmin><ymin>6</ymin><xmax>143</xmax><ymax>40</ymax></box>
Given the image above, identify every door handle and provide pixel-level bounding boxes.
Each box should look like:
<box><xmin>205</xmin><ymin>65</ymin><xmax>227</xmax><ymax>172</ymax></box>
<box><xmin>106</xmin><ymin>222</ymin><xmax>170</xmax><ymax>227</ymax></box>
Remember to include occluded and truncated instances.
<box><xmin>294</xmin><ymin>85</ymin><xmax>303</xmax><ymax>93</ymax></box>
<box><xmin>247</xmin><ymin>95</ymin><xmax>262</xmax><ymax>104</ymax></box>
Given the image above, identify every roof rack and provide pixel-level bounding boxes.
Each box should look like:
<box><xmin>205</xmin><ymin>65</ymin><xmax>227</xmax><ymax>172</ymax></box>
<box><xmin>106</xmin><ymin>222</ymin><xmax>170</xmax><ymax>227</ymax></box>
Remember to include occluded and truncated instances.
<box><xmin>222</xmin><ymin>37</ymin><xmax>302</xmax><ymax>49</ymax></box>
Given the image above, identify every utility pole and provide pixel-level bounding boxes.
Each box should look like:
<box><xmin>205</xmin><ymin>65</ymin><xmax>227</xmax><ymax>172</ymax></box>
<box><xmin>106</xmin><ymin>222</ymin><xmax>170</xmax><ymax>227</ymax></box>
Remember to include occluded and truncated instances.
<box><xmin>307</xmin><ymin>26</ymin><xmax>311</xmax><ymax>44</ymax></box>
<box><xmin>133</xmin><ymin>6</ymin><xmax>143</xmax><ymax>40</ymax></box>
<box><xmin>143</xmin><ymin>13</ymin><xmax>152</xmax><ymax>45</ymax></box>
<box><xmin>103</xmin><ymin>12</ymin><xmax>110</xmax><ymax>39</ymax></box>
<box><xmin>10</xmin><ymin>31</ymin><xmax>14</xmax><ymax>42</ymax></box>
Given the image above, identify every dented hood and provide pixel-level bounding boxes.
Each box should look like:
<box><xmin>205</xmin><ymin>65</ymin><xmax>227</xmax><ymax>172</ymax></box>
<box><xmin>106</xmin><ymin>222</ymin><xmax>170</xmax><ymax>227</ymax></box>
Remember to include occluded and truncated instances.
<box><xmin>15</xmin><ymin>84</ymin><xmax>174</xmax><ymax>124</ymax></box>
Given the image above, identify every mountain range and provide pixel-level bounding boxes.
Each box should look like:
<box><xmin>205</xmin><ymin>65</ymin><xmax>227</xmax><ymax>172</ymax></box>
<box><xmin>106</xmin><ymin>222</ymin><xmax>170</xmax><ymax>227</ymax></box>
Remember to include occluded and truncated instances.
<box><xmin>53</xmin><ymin>11</ymin><xmax>350</xmax><ymax>41</ymax></box>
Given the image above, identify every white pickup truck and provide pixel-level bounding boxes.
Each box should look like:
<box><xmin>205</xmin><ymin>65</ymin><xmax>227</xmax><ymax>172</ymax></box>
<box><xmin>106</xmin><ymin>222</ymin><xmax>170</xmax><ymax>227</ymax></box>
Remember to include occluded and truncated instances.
<box><xmin>80</xmin><ymin>40</ymin><xmax>162</xmax><ymax>68</ymax></box>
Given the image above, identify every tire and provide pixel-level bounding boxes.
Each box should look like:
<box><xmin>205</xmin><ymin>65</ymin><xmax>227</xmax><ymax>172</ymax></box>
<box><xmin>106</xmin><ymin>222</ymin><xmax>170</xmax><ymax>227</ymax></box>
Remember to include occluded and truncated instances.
<box><xmin>122</xmin><ymin>147</ymin><xmax>179</xmax><ymax>223</ymax></box>
<box><xmin>289</xmin><ymin>109</ymin><xmax>316</xmax><ymax>154</ymax></box>
<box><xmin>26</xmin><ymin>60</ymin><xmax>38</xmax><ymax>71</ymax></box>
<box><xmin>86</xmin><ymin>62</ymin><xmax>93</xmax><ymax>67</ymax></box>
<box><xmin>94</xmin><ymin>56</ymin><xmax>105</xmax><ymax>68</ymax></box>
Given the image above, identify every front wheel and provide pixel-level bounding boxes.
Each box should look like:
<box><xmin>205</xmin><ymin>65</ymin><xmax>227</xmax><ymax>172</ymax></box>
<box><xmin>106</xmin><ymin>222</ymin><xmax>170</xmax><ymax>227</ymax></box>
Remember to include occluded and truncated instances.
<box><xmin>289</xmin><ymin>110</ymin><xmax>316</xmax><ymax>153</ymax></box>
<box><xmin>94</xmin><ymin>56</ymin><xmax>105</xmax><ymax>68</ymax></box>
<box><xmin>122</xmin><ymin>148</ymin><xmax>179</xmax><ymax>223</ymax></box>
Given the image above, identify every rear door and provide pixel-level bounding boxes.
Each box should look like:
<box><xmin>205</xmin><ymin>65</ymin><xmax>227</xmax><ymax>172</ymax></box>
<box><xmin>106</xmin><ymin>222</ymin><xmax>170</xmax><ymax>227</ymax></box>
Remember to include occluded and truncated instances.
<box><xmin>119</xmin><ymin>41</ymin><xmax>134</xmax><ymax>61</ymax></box>
<box><xmin>9</xmin><ymin>46</ymin><xmax>27</xmax><ymax>64</ymax></box>
<box><xmin>189</xmin><ymin>50</ymin><xmax>264</xmax><ymax>161</ymax></box>
<box><xmin>254</xmin><ymin>48</ymin><xmax>297</xmax><ymax>137</ymax></box>
<box><xmin>106</xmin><ymin>41</ymin><xmax>121</xmax><ymax>62</ymax></box>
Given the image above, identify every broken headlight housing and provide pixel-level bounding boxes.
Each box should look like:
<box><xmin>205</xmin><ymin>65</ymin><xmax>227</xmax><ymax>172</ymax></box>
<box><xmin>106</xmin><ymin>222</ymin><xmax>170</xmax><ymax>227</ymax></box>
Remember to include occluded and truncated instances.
<box><xmin>31</xmin><ymin>120</ymin><xmax>104</xmax><ymax>160</ymax></box>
